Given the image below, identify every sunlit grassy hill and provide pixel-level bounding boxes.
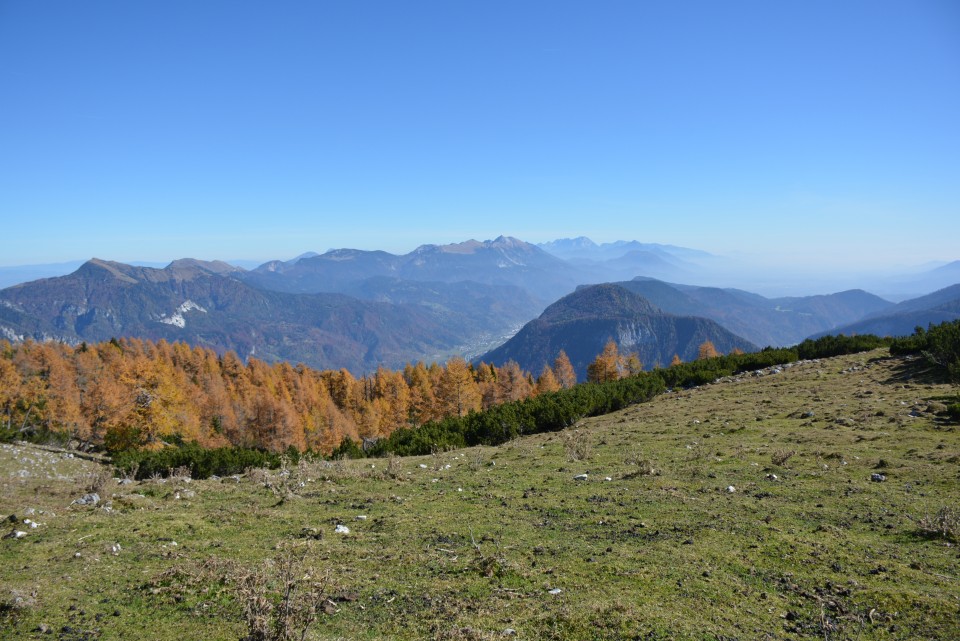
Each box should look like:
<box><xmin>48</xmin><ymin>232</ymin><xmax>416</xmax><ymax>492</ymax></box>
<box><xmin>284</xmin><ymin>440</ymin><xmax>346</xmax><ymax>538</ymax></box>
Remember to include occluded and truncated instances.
<box><xmin>1</xmin><ymin>349</ymin><xmax>958</xmax><ymax>640</ymax></box>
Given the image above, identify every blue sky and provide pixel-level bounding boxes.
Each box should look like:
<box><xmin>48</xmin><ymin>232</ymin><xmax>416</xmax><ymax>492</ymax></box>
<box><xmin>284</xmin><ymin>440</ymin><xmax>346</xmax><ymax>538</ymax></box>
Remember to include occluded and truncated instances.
<box><xmin>1</xmin><ymin>0</ymin><xmax>958</xmax><ymax>270</ymax></box>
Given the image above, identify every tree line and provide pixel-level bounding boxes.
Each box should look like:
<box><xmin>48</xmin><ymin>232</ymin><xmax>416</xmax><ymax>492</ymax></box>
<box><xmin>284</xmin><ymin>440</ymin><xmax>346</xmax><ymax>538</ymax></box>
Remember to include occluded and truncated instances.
<box><xmin>0</xmin><ymin>337</ymin><xmax>581</xmax><ymax>454</ymax></box>
<box><xmin>0</xmin><ymin>328</ymin><xmax>909</xmax><ymax>478</ymax></box>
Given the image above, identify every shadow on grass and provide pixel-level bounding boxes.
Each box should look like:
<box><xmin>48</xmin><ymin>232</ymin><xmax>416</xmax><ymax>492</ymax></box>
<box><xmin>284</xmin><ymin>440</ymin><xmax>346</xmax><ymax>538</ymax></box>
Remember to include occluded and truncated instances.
<box><xmin>883</xmin><ymin>356</ymin><xmax>951</xmax><ymax>386</ymax></box>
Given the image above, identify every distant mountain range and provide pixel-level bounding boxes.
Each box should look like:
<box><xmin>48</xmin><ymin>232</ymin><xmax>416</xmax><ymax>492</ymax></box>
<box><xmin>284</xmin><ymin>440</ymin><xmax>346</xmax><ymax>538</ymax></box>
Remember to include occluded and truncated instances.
<box><xmin>0</xmin><ymin>258</ymin><xmax>537</xmax><ymax>372</ymax></box>
<box><xmin>811</xmin><ymin>284</ymin><xmax>960</xmax><ymax>339</ymax></box>
<box><xmin>478</xmin><ymin>284</ymin><xmax>757</xmax><ymax>380</ymax></box>
<box><xmin>240</xmin><ymin>236</ymin><xmax>580</xmax><ymax>303</ymax></box>
<box><xmin>1</xmin><ymin>236</ymin><xmax>957</xmax><ymax>375</ymax></box>
<box><xmin>613</xmin><ymin>278</ymin><xmax>893</xmax><ymax>347</ymax></box>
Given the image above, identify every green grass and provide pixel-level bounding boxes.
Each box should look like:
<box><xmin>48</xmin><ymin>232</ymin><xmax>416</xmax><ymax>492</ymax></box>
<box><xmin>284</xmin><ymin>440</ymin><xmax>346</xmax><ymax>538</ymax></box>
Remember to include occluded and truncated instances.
<box><xmin>1</xmin><ymin>349</ymin><xmax>958</xmax><ymax>640</ymax></box>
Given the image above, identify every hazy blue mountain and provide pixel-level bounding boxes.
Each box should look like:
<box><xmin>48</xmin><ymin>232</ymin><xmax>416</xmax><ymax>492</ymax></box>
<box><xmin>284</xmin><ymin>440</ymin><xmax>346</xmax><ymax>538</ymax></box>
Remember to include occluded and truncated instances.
<box><xmin>0</xmin><ymin>259</ymin><xmax>511</xmax><ymax>373</ymax></box>
<box><xmin>537</xmin><ymin>237</ymin><xmax>711</xmax><ymax>262</ymax></box>
<box><xmin>337</xmin><ymin>276</ymin><xmax>545</xmax><ymax>359</ymax></box>
<box><xmin>241</xmin><ymin>236</ymin><xmax>583</xmax><ymax>302</ymax></box>
<box><xmin>615</xmin><ymin>278</ymin><xmax>892</xmax><ymax>347</ymax></box>
<box><xmin>813</xmin><ymin>283</ymin><xmax>960</xmax><ymax>338</ymax></box>
<box><xmin>477</xmin><ymin>284</ymin><xmax>756</xmax><ymax>381</ymax></box>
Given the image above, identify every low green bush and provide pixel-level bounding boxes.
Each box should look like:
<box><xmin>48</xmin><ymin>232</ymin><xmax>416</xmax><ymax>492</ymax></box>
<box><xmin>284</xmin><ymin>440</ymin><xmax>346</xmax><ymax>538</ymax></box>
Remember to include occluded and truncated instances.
<box><xmin>113</xmin><ymin>444</ymin><xmax>281</xmax><ymax>480</ymax></box>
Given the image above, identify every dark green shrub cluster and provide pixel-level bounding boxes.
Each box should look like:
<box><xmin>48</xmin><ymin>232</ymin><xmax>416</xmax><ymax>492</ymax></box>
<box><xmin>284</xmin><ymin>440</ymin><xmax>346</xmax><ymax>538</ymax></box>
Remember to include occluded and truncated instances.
<box><xmin>113</xmin><ymin>443</ymin><xmax>282</xmax><ymax>480</ymax></box>
<box><xmin>655</xmin><ymin>347</ymin><xmax>799</xmax><ymax>389</ymax></box>
<box><xmin>372</xmin><ymin>373</ymin><xmax>665</xmax><ymax>457</ymax></box>
<box><xmin>891</xmin><ymin>320</ymin><xmax>960</xmax><ymax>384</ymax></box>
<box><xmin>948</xmin><ymin>403</ymin><xmax>960</xmax><ymax>422</ymax></box>
<box><xmin>331</xmin><ymin>437</ymin><xmax>367</xmax><ymax>459</ymax></box>
<box><xmin>794</xmin><ymin>334</ymin><xmax>892</xmax><ymax>360</ymax></box>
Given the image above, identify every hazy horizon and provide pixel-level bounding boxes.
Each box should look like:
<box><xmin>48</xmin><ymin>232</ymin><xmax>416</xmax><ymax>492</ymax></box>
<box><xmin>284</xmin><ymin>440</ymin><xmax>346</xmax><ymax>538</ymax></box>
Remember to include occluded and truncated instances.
<box><xmin>0</xmin><ymin>233</ymin><xmax>956</xmax><ymax>301</ymax></box>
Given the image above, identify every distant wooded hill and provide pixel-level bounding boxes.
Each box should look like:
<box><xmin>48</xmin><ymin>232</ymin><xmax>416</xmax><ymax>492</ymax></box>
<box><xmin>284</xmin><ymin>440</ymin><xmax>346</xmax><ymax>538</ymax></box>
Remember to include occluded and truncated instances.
<box><xmin>478</xmin><ymin>284</ymin><xmax>757</xmax><ymax>380</ymax></box>
<box><xmin>613</xmin><ymin>278</ymin><xmax>893</xmax><ymax>347</ymax></box>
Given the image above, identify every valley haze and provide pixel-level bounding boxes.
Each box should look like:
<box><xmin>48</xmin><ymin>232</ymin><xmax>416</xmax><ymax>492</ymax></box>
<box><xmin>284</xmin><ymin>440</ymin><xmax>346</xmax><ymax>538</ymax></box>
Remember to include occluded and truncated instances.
<box><xmin>2</xmin><ymin>236</ymin><xmax>958</xmax><ymax>377</ymax></box>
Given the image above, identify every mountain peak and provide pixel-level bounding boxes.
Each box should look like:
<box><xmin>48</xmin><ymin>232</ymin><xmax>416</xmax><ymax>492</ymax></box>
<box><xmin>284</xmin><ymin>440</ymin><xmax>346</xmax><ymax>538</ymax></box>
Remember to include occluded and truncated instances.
<box><xmin>78</xmin><ymin>258</ymin><xmax>141</xmax><ymax>284</ymax></box>
<box><xmin>538</xmin><ymin>237</ymin><xmax>598</xmax><ymax>250</ymax></box>
<box><xmin>490</xmin><ymin>235</ymin><xmax>531</xmax><ymax>249</ymax></box>
<box><xmin>166</xmin><ymin>258</ymin><xmax>242</xmax><ymax>277</ymax></box>
<box><xmin>541</xmin><ymin>284</ymin><xmax>660</xmax><ymax>323</ymax></box>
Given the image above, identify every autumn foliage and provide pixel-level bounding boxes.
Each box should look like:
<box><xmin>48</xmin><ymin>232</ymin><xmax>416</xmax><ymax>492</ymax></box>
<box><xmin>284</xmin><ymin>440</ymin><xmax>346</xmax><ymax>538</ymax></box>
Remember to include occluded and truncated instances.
<box><xmin>0</xmin><ymin>338</ymin><xmax>557</xmax><ymax>454</ymax></box>
<box><xmin>0</xmin><ymin>331</ymin><xmax>896</xmax><ymax>462</ymax></box>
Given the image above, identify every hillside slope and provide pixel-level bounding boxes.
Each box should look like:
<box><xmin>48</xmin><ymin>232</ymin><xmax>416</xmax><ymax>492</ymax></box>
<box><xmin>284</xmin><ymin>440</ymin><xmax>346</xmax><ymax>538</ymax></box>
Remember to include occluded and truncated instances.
<box><xmin>241</xmin><ymin>236</ymin><xmax>583</xmax><ymax>302</ymax></box>
<box><xmin>617</xmin><ymin>278</ymin><xmax>892</xmax><ymax>346</ymax></box>
<box><xmin>1</xmin><ymin>349</ymin><xmax>956</xmax><ymax>640</ymax></box>
<box><xmin>0</xmin><ymin>259</ymin><xmax>469</xmax><ymax>372</ymax></box>
<box><xmin>479</xmin><ymin>284</ymin><xmax>756</xmax><ymax>379</ymax></box>
<box><xmin>812</xmin><ymin>283</ymin><xmax>960</xmax><ymax>338</ymax></box>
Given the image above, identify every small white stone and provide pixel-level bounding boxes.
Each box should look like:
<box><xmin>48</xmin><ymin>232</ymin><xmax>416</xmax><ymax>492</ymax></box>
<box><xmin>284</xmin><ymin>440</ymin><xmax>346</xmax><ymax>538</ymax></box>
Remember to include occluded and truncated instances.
<box><xmin>548</xmin><ymin>588</ymin><xmax>562</xmax><ymax>595</ymax></box>
<box><xmin>604</xmin><ymin>477</ymin><xmax>612</xmax><ymax>481</ymax></box>
<box><xmin>726</xmin><ymin>485</ymin><xmax>736</xmax><ymax>493</ymax></box>
<box><xmin>335</xmin><ymin>524</ymin><xmax>350</xmax><ymax>534</ymax></box>
<box><xmin>355</xmin><ymin>515</ymin><xmax>367</xmax><ymax>520</ymax></box>
<box><xmin>573</xmin><ymin>473</ymin><xmax>588</xmax><ymax>481</ymax></box>
<box><xmin>418</xmin><ymin>464</ymin><xmax>428</xmax><ymax>469</ymax></box>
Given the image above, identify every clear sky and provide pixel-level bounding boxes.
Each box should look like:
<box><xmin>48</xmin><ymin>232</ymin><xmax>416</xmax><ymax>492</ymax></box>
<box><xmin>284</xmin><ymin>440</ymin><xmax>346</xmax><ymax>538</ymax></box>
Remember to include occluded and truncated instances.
<box><xmin>1</xmin><ymin>0</ymin><xmax>958</xmax><ymax>270</ymax></box>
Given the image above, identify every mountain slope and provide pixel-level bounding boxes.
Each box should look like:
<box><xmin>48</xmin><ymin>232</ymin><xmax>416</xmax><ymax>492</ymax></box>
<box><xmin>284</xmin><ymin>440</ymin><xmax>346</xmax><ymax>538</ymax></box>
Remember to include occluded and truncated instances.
<box><xmin>240</xmin><ymin>236</ymin><xmax>582</xmax><ymax>302</ymax></box>
<box><xmin>478</xmin><ymin>284</ymin><xmax>756</xmax><ymax>380</ymax></box>
<box><xmin>337</xmin><ymin>276</ymin><xmax>543</xmax><ymax>358</ymax></box>
<box><xmin>0</xmin><ymin>259</ymin><xmax>479</xmax><ymax>372</ymax></box>
<box><xmin>617</xmin><ymin>278</ymin><xmax>892</xmax><ymax>346</ymax></box>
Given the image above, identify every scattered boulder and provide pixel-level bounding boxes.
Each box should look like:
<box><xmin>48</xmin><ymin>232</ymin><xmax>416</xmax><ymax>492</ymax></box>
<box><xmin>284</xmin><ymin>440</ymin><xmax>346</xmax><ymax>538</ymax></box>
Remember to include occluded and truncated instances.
<box><xmin>573</xmin><ymin>473</ymin><xmax>588</xmax><ymax>481</ymax></box>
<box><xmin>334</xmin><ymin>524</ymin><xmax>350</xmax><ymax>534</ymax></box>
<box><xmin>726</xmin><ymin>486</ymin><xmax>736</xmax><ymax>493</ymax></box>
<box><xmin>72</xmin><ymin>493</ymin><xmax>100</xmax><ymax>506</ymax></box>
<box><xmin>871</xmin><ymin>473</ymin><xmax>886</xmax><ymax>482</ymax></box>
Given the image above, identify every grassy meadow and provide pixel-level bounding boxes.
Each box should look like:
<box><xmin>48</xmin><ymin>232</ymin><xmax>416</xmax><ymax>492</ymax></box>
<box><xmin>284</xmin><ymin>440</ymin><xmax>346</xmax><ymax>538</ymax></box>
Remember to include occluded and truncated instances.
<box><xmin>1</xmin><ymin>349</ymin><xmax>958</xmax><ymax>640</ymax></box>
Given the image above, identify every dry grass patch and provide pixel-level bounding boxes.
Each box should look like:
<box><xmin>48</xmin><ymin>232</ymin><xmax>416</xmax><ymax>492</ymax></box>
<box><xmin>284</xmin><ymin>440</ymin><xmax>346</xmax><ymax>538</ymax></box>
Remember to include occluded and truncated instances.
<box><xmin>562</xmin><ymin>429</ymin><xmax>591</xmax><ymax>462</ymax></box>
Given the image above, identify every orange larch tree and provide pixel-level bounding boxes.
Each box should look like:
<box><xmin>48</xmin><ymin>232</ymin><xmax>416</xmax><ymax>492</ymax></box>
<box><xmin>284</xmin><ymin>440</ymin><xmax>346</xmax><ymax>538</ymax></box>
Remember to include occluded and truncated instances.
<box><xmin>553</xmin><ymin>350</ymin><xmax>577</xmax><ymax>389</ymax></box>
